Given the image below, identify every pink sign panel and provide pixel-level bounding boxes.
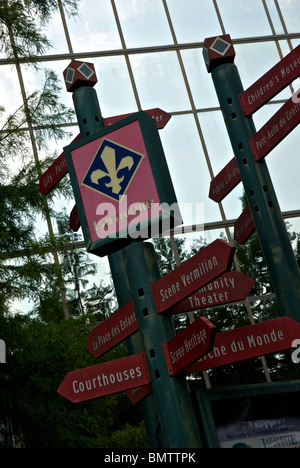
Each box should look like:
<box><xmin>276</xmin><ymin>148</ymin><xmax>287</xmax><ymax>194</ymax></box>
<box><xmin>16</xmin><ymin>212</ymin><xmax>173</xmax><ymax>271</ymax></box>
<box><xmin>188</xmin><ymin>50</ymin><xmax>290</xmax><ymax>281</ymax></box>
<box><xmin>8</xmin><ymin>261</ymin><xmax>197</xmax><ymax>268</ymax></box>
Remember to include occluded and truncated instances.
<box><xmin>70</xmin><ymin>120</ymin><xmax>162</xmax><ymax>243</ymax></box>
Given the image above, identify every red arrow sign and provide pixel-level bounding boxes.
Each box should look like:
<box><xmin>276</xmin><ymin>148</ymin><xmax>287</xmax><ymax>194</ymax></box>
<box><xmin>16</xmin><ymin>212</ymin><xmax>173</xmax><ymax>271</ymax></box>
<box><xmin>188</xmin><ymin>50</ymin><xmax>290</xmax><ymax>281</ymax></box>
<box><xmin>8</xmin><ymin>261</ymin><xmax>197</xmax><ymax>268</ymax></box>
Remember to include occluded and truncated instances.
<box><xmin>169</xmin><ymin>271</ymin><xmax>255</xmax><ymax>315</ymax></box>
<box><xmin>57</xmin><ymin>352</ymin><xmax>150</xmax><ymax>403</ymax></box>
<box><xmin>70</xmin><ymin>204</ymin><xmax>80</xmax><ymax>232</ymax></box>
<box><xmin>38</xmin><ymin>134</ymin><xmax>81</xmax><ymax>195</ymax></box>
<box><xmin>152</xmin><ymin>239</ymin><xmax>235</xmax><ymax>314</ymax></box>
<box><xmin>126</xmin><ymin>384</ymin><xmax>153</xmax><ymax>405</ymax></box>
<box><xmin>185</xmin><ymin>317</ymin><xmax>300</xmax><ymax>374</ymax></box>
<box><xmin>239</xmin><ymin>44</ymin><xmax>300</xmax><ymax>116</ymax></box>
<box><xmin>209</xmin><ymin>158</ymin><xmax>241</xmax><ymax>203</ymax></box>
<box><xmin>39</xmin><ymin>109</ymin><xmax>171</xmax><ymax>195</ymax></box>
<box><xmin>249</xmin><ymin>96</ymin><xmax>300</xmax><ymax>161</ymax></box>
<box><xmin>103</xmin><ymin>108</ymin><xmax>171</xmax><ymax>129</ymax></box>
<box><xmin>163</xmin><ymin>317</ymin><xmax>216</xmax><ymax>376</ymax></box>
<box><xmin>87</xmin><ymin>301</ymin><xmax>138</xmax><ymax>359</ymax></box>
<box><xmin>234</xmin><ymin>205</ymin><xmax>255</xmax><ymax>245</ymax></box>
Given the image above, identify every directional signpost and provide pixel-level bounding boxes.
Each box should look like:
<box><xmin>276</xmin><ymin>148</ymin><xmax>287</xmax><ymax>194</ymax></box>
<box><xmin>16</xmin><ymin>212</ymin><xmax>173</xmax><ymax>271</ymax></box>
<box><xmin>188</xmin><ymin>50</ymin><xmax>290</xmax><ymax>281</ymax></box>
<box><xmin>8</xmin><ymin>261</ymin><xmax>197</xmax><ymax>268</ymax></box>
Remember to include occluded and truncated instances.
<box><xmin>126</xmin><ymin>384</ymin><xmax>153</xmax><ymax>406</ymax></box>
<box><xmin>58</xmin><ymin>352</ymin><xmax>150</xmax><ymax>403</ymax></box>
<box><xmin>55</xmin><ymin>60</ymin><xmax>204</xmax><ymax>448</ymax></box>
<box><xmin>203</xmin><ymin>35</ymin><xmax>300</xmax><ymax>324</ymax></box>
<box><xmin>38</xmin><ymin>134</ymin><xmax>81</xmax><ymax>195</ymax></box>
<box><xmin>63</xmin><ymin>110</ymin><xmax>181</xmax><ymax>257</ymax></box>
<box><xmin>152</xmin><ymin>239</ymin><xmax>235</xmax><ymax>313</ymax></box>
<box><xmin>239</xmin><ymin>44</ymin><xmax>300</xmax><ymax>116</ymax></box>
<box><xmin>163</xmin><ymin>317</ymin><xmax>216</xmax><ymax>376</ymax></box>
<box><xmin>249</xmin><ymin>96</ymin><xmax>300</xmax><ymax>161</ymax></box>
<box><xmin>185</xmin><ymin>317</ymin><xmax>300</xmax><ymax>373</ymax></box>
<box><xmin>87</xmin><ymin>301</ymin><xmax>138</xmax><ymax>358</ymax></box>
<box><xmin>209</xmin><ymin>157</ymin><xmax>241</xmax><ymax>203</ymax></box>
<box><xmin>38</xmin><ymin>108</ymin><xmax>170</xmax><ymax>196</ymax></box>
<box><xmin>234</xmin><ymin>205</ymin><xmax>255</xmax><ymax>245</ymax></box>
<box><xmin>169</xmin><ymin>271</ymin><xmax>255</xmax><ymax>315</ymax></box>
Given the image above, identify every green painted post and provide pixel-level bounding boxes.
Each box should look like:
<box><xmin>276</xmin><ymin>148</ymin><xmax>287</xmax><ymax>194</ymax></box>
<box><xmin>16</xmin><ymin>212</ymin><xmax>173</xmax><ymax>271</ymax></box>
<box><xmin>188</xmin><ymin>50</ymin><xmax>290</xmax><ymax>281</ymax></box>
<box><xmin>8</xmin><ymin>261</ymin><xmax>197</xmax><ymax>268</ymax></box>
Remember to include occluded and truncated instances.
<box><xmin>203</xmin><ymin>36</ymin><xmax>300</xmax><ymax>323</ymax></box>
<box><xmin>63</xmin><ymin>60</ymin><xmax>203</xmax><ymax>448</ymax></box>
<box><xmin>123</xmin><ymin>241</ymin><xmax>203</xmax><ymax>448</ymax></box>
<box><xmin>108</xmin><ymin>250</ymin><xmax>164</xmax><ymax>448</ymax></box>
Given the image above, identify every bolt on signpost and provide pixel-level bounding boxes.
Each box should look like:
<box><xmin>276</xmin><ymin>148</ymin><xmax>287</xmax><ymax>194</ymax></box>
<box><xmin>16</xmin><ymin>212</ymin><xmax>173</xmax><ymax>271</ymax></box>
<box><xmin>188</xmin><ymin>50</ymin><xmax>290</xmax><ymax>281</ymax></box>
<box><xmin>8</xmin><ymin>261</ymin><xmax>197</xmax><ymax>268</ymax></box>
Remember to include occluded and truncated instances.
<box><xmin>203</xmin><ymin>35</ymin><xmax>300</xmax><ymax>324</ymax></box>
<box><xmin>60</xmin><ymin>59</ymin><xmax>205</xmax><ymax>447</ymax></box>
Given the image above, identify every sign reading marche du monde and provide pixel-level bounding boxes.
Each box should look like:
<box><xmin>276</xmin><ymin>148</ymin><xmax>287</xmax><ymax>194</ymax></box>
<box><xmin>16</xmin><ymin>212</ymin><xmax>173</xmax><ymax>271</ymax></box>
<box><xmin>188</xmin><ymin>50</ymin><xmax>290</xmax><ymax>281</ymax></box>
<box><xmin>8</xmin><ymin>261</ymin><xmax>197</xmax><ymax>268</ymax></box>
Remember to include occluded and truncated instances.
<box><xmin>185</xmin><ymin>317</ymin><xmax>300</xmax><ymax>374</ymax></box>
<box><xmin>63</xmin><ymin>111</ymin><xmax>181</xmax><ymax>257</ymax></box>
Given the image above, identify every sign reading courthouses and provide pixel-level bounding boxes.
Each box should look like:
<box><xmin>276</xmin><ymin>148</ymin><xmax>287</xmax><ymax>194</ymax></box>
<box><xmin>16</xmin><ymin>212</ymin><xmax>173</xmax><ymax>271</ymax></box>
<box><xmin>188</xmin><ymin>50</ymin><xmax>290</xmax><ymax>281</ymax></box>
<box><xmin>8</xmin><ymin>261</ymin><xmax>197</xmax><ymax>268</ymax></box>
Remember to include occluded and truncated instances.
<box><xmin>64</xmin><ymin>111</ymin><xmax>181</xmax><ymax>256</ymax></box>
<box><xmin>58</xmin><ymin>352</ymin><xmax>150</xmax><ymax>404</ymax></box>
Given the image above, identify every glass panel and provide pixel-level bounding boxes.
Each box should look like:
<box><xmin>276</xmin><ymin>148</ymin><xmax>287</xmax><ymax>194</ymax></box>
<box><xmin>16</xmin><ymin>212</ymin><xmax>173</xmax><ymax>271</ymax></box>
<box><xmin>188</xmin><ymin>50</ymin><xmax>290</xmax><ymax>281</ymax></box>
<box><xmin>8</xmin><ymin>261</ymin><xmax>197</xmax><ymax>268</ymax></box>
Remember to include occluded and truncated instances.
<box><xmin>39</xmin><ymin>10</ymin><xmax>70</xmax><ymax>54</ymax></box>
<box><xmin>114</xmin><ymin>0</ymin><xmax>173</xmax><ymax>48</ymax></box>
<box><xmin>197</xmin><ymin>110</ymin><xmax>243</xmax><ymax>221</ymax></box>
<box><xmin>0</xmin><ymin>65</ymin><xmax>22</xmax><ymax>127</ymax></box>
<box><xmin>216</xmin><ymin>0</ymin><xmax>272</xmax><ymax>37</ymax></box>
<box><xmin>67</xmin><ymin>0</ymin><xmax>122</xmax><ymax>52</ymax></box>
<box><xmin>159</xmin><ymin>114</ymin><xmax>222</xmax><ymax>225</ymax></box>
<box><xmin>181</xmin><ymin>48</ymin><xmax>220</xmax><ymax>109</ymax></box>
<box><xmin>95</xmin><ymin>56</ymin><xmax>138</xmax><ymax>117</ymax></box>
<box><xmin>130</xmin><ymin>51</ymin><xmax>191</xmax><ymax>111</ymax></box>
<box><xmin>234</xmin><ymin>42</ymin><xmax>287</xmax><ymax>92</ymax></box>
<box><xmin>166</xmin><ymin>0</ymin><xmax>222</xmax><ymax>43</ymax></box>
<box><xmin>265</xmin><ymin>0</ymin><xmax>285</xmax><ymax>35</ymax></box>
<box><xmin>277</xmin><ymin>0</ymin><xmax>300</xmax><ymax>34</ymax></box>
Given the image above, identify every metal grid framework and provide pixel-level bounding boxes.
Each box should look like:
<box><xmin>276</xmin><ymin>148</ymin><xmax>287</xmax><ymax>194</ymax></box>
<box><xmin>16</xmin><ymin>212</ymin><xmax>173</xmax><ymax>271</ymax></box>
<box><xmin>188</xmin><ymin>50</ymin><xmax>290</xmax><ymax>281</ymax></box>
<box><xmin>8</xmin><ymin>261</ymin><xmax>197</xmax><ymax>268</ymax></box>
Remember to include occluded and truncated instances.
<box><xmin>1</xmin><ymin>0</ymin><xmax>300</xmax><ymax>386</ymax></box>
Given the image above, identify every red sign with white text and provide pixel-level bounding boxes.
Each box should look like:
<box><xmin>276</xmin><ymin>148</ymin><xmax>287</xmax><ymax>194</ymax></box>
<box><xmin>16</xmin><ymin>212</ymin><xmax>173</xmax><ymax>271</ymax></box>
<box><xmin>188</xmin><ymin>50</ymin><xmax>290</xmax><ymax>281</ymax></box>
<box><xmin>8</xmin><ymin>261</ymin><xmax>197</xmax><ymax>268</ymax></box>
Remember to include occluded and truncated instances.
<box><xmin>234</xmin><ymin>205</ymin><xmax>255</xmax><ymax>245</ymax></box>
<box><xmin>185</xmin><ymin>317</ymin><xmax>300</xmax><ymax>373</ymax></box>
<box><xmin>163</xmin><ymin>317</ymin><xmax>216</xmax><ymax>375</ymax></box>
<box><xmin>126</xmin><ymin>384</ymin><xmax>153</xmax><ymax>405</ymax></box>
<box><xmin>209</xmin><ymin>158</ymin><xmax>241</xmax><ymax>203</ymax></box>
<box><xmin>39</xmin><ymin>134</ymin><xmax>81</xmax><ymax>195</ymax></box>
<box><xmin>239</xmin><ymin>44</ymin><xmax>300</xmax><ymax>116</ymax></box>
<box><xmin>57</xmin><ymin>353</ymin><xmax>150</xmax><ymax>403</ymax></box>
<box><xmin>169</xmin><ymin>271</ymin><xmax>255</xmax><ymax>315</ymax></box>
<box><xmin>87</xmin><ymin>301</ymin><xmax>138</xmax><ymax>358</ymax></box>
<box><xmin>249</xmin><ymin>96</ymin><xmax>300</xmax><ymax>161</ymax></box>
<box><xmin>103</xmin><ymin>108</ymin><xmax>171</xmax><ymax>129</ymax></box>
<box><xmin>39</xmin><ymin>109</ymin><xmax>170</xmax><ymax>195</ymax></box>
<box><xmin>152</xmin><ymin>239</ymin><xmax>235</xmax><ymax>314</ymax></box>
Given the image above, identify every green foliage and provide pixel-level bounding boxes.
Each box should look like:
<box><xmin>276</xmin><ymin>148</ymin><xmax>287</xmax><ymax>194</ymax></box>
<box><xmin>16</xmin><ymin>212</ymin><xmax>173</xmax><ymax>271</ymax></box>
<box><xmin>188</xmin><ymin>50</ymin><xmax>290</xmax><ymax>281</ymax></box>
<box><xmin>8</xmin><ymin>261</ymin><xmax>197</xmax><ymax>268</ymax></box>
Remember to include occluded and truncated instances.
<box><xmin>0</xmin><ymin>313</ymin><xmax>145</xmax><ymax>448</ymax></box>
<box><xmin>0</xmin><ymin>0</ymin><xmax>78</xmax><ymax>60</ymax></box>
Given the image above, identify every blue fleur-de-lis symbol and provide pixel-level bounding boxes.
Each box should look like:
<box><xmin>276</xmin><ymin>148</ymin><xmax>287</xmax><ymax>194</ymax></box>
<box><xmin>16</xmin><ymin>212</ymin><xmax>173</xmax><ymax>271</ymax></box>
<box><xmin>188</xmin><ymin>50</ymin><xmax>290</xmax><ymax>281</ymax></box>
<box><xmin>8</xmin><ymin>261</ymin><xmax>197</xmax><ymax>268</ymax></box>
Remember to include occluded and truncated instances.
<box><xmin>82</xmin><ymin>139</ymin><xmax>144</xmax><ymax>202</ymax></box>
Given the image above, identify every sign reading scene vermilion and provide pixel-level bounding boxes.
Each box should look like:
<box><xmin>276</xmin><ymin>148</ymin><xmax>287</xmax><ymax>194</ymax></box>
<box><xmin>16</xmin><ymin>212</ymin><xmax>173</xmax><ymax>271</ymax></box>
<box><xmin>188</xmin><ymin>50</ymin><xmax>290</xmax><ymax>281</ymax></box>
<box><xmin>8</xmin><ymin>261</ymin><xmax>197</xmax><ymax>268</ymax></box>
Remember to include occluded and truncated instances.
<box><xmin>169</xmin><ymin>271</ymin><xmax>255</xmax><ymax>315</ymax></box>
<box><xmin>152</xmin><ymin>239</ymin><xmax>235</xmax><ymax>313</ymax></box>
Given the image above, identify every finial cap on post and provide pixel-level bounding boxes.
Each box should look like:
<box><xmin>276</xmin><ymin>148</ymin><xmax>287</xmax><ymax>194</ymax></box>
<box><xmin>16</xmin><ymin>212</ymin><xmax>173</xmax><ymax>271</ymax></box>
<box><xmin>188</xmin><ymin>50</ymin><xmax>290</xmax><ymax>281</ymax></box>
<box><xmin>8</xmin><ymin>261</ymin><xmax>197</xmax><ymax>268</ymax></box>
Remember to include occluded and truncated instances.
<box><xmin>203</xmin><ymin>35</ymin><xmax>235</xmax><ymax>73</ymax></box>
<box><xmin>63</xmin><ymin>59</ymin><xmax>98</xmax><ymax>92</ymax></box>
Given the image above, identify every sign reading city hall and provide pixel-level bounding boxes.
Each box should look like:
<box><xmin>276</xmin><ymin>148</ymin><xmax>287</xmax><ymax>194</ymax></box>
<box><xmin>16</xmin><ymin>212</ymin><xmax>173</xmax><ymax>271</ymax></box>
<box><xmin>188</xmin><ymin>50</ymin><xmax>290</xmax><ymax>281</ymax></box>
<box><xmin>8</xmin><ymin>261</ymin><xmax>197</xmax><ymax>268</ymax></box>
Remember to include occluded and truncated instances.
<box><xmin>64</xmin><ymin>111</ymin><xmax>181</xmax><ymax>256</ymax></box>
